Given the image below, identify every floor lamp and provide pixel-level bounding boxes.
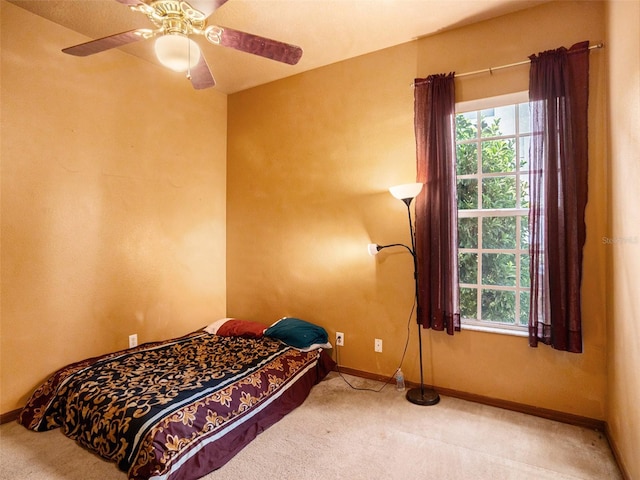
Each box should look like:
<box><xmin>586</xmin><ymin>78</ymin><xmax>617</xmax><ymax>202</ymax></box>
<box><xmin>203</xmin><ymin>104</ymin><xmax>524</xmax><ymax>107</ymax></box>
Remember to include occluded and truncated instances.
<box><xmin>368</xmin><ymin>182</ymin><xmax>440</xmax><ymax>406</ymax></box>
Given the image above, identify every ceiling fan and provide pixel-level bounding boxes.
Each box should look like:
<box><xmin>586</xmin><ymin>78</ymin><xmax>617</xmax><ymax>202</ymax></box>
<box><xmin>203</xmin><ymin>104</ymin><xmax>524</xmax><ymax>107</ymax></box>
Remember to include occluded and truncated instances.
<box><xmin>62</xmin><ymin>0</ymin><xmax>303</xmax><ymax>89</ymax></box>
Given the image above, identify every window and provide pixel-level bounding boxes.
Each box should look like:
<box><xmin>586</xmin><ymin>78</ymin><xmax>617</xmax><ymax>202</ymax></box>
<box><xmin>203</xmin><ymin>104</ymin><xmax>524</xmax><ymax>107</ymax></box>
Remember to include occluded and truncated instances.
<box><xmin>455</xmin><ymin>95</ymin><xmax>531</xmax><ymax>335</ymax></box>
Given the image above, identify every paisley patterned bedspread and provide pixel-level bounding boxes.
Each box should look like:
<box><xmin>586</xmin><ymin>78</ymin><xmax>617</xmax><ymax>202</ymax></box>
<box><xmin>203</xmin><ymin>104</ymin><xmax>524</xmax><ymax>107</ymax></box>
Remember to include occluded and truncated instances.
<box><xmin>19</xmin><ymin>330</ymin><xmax>334</xmax><ymax>480</ymax></box>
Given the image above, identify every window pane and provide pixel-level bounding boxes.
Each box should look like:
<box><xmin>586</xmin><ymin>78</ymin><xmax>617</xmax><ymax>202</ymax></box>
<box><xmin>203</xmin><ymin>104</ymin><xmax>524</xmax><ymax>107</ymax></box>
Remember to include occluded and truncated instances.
<box><xmin>519</xmin><ymin>135</ymin><xmax>530</xmax><ymax>170</ymax></box>
<box><xmin>482</xmin><ymin>176</ymin><xmax>517</xmax><ymax>208</ymax></box>
<box><xmin>520</xmin><ymin>174</ymin><xmax>530</xmax><ymax>208</ymax></box>
<box><xmin>481</xmin><ymin>105</ymin><xmax>516</xmax><ymax>137</ymax></box>
<box><xmin>520</xmin><ymin>216</ymin><xmax>530</xmax><ymax>249</ymax></box>
<box><xmin>481</xmin><ymin>289</ymin><xmax>516</xmax><ymax>324</ymax></box>
<box><xmin>482</xmin><ymin>216</ymin><xmax>516</xmax><ymax>249</ymax></box>
<box><xmin>457</xmin><ymin>178</ymin><xmax>478</xmax><ymax>209</ymax></box>
<box><xmin>482</xmin><ymin>139</ymin><xmax>516</xmax><ymax>173</ymax></box>
<box><xmin>520</xmin><ymin>254</ymin><xmax>530</xmax><ymax>287</ymax></box>
<box><xmin>459</xmin><ymin>252</ymin><xmax>478</xmax><ymax>284</ymax></box>
<box><xmin>456</xmin><ymin>143</ymin><xmax>477</xmax><ymax>175</ymax></box>
<box><xmin>518</xmin><ymin>102</ymin><xmax>531</xmax><ymax>134</ymax></box>
<box><xmin>456</xmin><ymin>112</ymin><xmax>478</xmax><ymax>140</ymax></box>
<box><xmin>482</xmin><ymin>253</ymin><xmax>516</xmax><ymax>286</ymax></box>
<box><xmin>481</xmin><ymin>109</ymin><xmax>496</xmax><ymax>137</ymax></box>
<box><xmin>519</xmin><ymin>291</ymin><xmax>530</xmax><ymax>326</ymax></box>
<box><xmin>460</xmin><ymin>287</ymin><xmax>478</xmax><ymax>320</ymax></box>
<box><xmin>458</xmin><ymin>217</ymin><xmax>478</xmax><ymax>248</ymax></box>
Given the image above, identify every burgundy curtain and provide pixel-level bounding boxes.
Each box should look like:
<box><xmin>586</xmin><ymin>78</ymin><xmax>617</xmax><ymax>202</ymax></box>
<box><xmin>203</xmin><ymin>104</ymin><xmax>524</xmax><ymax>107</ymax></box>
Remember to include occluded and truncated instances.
<box><xmin>528</xmin><ymin>41</ymin><xmax>590</xmax><ymax>352</ymax></box>
<box><xmin>414</xmin><ymin>73</ymin><xmax>460</xmax><ymax>335</ymax></box>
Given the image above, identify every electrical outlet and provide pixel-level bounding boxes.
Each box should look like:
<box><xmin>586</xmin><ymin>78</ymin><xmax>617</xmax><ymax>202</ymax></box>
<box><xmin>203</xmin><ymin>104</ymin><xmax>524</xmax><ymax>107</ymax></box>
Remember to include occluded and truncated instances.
<box><xmin>374</xmin><ymin>338</ymin><xmax>383</xmax><ymax>352</ymax></box>
<box><xmin>336</xmin><ymin>331</ymin><xmax>344</xmax><ymax>347</ymax></box>
<box><xmin>129</xmin><ymin>334</ymin><xmax>138</xmax><ymax>348</ymax></box>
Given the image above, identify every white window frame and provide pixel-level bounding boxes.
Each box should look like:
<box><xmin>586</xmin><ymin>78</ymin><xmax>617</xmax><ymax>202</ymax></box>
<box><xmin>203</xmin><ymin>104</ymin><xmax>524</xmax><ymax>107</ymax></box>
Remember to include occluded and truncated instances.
<box><xmin>456</xmin><ymin>92</ymin><xmax>530</xmax><ymax>337</ymax></box>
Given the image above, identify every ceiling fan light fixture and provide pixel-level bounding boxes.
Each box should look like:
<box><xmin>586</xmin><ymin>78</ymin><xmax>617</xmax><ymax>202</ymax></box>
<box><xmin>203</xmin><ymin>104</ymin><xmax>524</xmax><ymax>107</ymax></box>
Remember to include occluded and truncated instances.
<box><xmin>154</xmin><ymin>34</ymin><xmax>201</xmax><ymax>72</ymax></box>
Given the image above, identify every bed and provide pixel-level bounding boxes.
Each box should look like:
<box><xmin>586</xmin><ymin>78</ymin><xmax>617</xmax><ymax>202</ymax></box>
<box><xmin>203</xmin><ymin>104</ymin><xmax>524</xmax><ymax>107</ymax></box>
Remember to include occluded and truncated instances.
<box><xmin>18</xmin><ymin>317</ymin><xmax>335</xmax><ymax>480</ymax></box>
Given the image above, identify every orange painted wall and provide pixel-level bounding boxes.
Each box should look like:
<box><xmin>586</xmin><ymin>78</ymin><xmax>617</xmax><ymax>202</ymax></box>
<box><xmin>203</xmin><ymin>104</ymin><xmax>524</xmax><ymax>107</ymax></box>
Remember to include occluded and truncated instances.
<box><xmin>227</xmin><ymin>1</ymin><xmax>609</xmax><ymax>420</ymax></box>
<box><xmin>227</xmin><ymin>40</ymin><xmax>421</xmax><ymax>379</ymax></box>
<box><xmin>605</xmin><ymin>1</ymin><xmax>640</xmax><ymax>478</ymax></box>
<box><xmin>1</xmin><ymin>1</ymin><xmax>228</xmax><ymax>413</ymax></box>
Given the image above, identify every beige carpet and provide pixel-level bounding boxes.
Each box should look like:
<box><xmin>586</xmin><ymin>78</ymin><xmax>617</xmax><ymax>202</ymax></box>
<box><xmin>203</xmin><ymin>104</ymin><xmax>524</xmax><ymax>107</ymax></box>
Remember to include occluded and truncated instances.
<box><xmin>0</xmin><ymin>372</ymin><xmax>622</xmax><ymax>480</ymax></box>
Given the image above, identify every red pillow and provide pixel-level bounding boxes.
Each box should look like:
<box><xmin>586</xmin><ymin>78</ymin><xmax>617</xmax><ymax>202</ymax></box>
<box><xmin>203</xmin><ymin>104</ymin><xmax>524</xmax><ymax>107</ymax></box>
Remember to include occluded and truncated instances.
<box><xmin>216</xmin><ymin>319</ymin><xmax>267</xmax><ymax>338</ymax></box>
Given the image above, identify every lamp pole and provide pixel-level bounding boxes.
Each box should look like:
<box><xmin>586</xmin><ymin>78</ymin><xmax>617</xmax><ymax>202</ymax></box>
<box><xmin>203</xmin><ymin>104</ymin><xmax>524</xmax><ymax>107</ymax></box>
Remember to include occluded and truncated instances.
<box><xmin>369</xmin><ymin>183</ymin><xmax>440</xmax><ymax>406</ymax></box>
<box><xmin>401</xmin><ymin>198</ymin><xmax>439</xmax><ymax>406</ymax></box>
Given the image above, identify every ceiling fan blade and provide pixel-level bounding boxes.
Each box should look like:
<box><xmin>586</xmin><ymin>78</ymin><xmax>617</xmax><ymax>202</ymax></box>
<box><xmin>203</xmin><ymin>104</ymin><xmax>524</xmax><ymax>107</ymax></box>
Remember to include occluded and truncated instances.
<box><xmin>189</xmin><ymin>55</ymin><xmax>216</xmax><ymax>90</ymax></box>
<box><xmin>206</xmin><ymin>26</ymin><xmax>303</xmax><ymax>65</ymax></box>
<box><xmin>62</xmin><ymin>30</ymin><xmax>153</xmax><ymax>57</ymax></box>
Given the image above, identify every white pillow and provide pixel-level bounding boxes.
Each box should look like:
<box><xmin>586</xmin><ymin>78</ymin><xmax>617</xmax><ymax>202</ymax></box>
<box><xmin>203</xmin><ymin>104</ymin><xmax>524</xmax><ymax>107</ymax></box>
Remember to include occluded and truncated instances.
<box><xmin>204</xmin><ymin>318</ymin><xmax>233</xmax><ymax>335</ymax></box>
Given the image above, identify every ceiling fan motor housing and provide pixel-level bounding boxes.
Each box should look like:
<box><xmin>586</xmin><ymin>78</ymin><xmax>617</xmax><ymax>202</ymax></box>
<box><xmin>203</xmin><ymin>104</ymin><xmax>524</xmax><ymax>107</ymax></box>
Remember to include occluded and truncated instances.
<box><xmin>135</xmin><ymin>0</ymin><xmax>206</xmax><ymax>35</ymax></box>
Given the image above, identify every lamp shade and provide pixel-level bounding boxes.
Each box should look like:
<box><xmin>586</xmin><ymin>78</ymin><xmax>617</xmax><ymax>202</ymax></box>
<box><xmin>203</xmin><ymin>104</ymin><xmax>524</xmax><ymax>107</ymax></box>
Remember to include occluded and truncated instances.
<box><xmin>154</xmin><ymin>35</ymin><xmax>201</xmax><ymax>72</ymax></box>
<box><xmin>389</xmin><ymin>182</ymin><xmax>423</xmax><ymax>201</ymax></box>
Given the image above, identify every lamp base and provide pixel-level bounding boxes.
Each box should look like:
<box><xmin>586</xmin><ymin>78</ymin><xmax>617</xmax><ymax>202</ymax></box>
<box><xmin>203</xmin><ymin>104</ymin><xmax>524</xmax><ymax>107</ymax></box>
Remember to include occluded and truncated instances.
<box><xmin>406</xmin><ymin>387</ymin><xmax>440</xmax><ymax>406</ymax></box>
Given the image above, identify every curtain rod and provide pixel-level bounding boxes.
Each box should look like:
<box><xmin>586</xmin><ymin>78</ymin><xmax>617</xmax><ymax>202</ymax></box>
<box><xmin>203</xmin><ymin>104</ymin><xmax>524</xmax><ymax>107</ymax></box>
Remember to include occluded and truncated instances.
<box><xmin>412</xmin><ymin>43</ymin><xmax>604</xmax><ymax>85</ymax></box>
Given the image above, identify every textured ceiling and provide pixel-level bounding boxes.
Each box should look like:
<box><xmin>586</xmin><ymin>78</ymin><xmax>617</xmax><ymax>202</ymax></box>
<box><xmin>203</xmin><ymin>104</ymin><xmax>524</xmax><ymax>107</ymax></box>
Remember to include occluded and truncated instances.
<box><xmin>8</xmin><ymin>0</ymin><xmax>548</xmax><ymax>94</ymax></box>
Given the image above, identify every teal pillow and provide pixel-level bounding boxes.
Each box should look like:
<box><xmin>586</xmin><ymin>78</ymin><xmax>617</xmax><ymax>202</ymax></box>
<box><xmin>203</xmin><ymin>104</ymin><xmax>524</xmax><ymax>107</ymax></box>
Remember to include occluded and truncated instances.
<box><xmin>264</xmin><ymin>317</ymin><xmax>329</xmax><ymax>349</ymax></box>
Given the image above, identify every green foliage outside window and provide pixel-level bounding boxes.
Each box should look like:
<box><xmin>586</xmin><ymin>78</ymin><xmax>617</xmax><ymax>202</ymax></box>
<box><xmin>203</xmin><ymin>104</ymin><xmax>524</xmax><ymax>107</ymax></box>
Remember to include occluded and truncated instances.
<box><xmin>456</xmin><ymin>106</ymin><xmax>530</xmax><ymax>328</ymax></box>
